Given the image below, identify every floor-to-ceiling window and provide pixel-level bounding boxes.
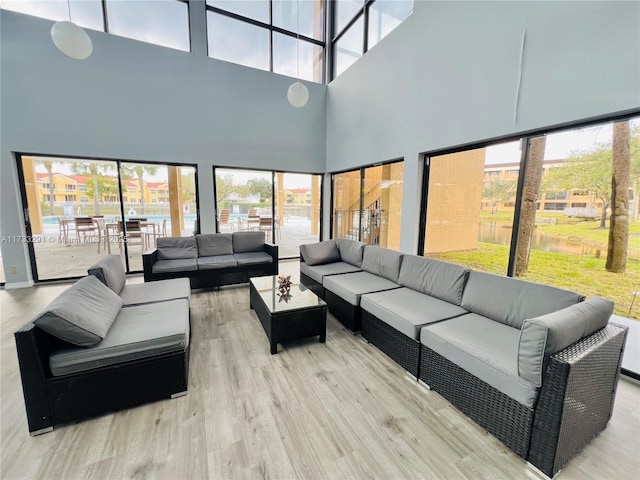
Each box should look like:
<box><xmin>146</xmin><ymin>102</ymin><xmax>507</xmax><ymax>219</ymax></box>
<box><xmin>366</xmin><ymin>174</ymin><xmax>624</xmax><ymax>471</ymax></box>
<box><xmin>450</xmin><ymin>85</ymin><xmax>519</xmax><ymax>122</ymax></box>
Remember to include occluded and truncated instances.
<box><xmin>214</xmin><ymin>167</ymin><xmax>322</xmax><ymax>259</ymax></box>
<box><xmin>17</xmin><ymin>155</ymin><xmax>198</xmax><ymax>281</ymax></box>
<box><xmin>419</xmin><ymin>114</ymin><xmax>640</xmax><ymax>321</ymax></box>
<box><xmin>422</xmin><ymin>143</ymin><xmax>519</xmax><ymax>274</ymax></box>
<box><xmin>331</xmin><ymin>160</ymin><xmax>404</xmax><ymax>249</ymax></box>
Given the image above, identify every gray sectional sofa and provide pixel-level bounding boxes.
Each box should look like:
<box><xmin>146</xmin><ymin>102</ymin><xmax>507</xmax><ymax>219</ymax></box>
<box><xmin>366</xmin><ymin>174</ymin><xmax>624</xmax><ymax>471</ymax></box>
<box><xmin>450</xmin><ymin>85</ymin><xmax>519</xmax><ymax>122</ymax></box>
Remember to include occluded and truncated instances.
<box><xmin>15</xmin><ymin>255</ymin><xmax>191</xmax><ymax>435</ymax></box>
<box><xmin>299</xmin><ymin>239</ymin><xmax>628</xmax><ymax>478</ymax></box>
<box><xmin>143</xmin><ymin>231</ymin><xmax>278</xmax><ymax>289</ymax></box>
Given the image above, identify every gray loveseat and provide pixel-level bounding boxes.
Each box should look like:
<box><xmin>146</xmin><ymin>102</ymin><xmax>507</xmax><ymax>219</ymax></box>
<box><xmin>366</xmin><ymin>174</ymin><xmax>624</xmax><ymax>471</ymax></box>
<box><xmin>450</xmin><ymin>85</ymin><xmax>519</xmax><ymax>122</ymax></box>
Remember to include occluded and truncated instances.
<box><xmin>15</xmin><ymin>255</ymin><xmax>191</xmax><ymax>435</ymax></box>
<box><xmin>143</xmin><ymin>231</ymin><xmax>278</xmax><ymax>289</ymax></box>
<box><xmin>299</xmin><ymin>239</ymin><xmax>628</xmax><ymax>478</ymax></box>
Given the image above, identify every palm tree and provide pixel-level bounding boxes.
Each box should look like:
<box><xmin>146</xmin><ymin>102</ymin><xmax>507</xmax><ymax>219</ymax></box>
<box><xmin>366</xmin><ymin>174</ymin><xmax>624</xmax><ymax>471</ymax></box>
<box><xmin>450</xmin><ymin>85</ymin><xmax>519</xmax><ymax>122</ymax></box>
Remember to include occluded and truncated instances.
<box><xmin>515</xmin><ymin>136</ymin><xmax>546</xmax><ymax>276</ymax></box>
<box><xmin>606</xmin><ymin>120</ymin><xmax>630</xmax><ymax>273</ymax></box>
<box><xmin>121</xmin><ymin>165</ymin><xmax>159</xmax><ymax>214</ymax></box>
<box><xmin>71</xmin><ymin>161</ymin><xmax>113</xmax><ymax>215</ymax></box>
<box><xmin>37</xmin><ymin>159</ymin><xmax>56</xmax><ymax>215</ymax></box>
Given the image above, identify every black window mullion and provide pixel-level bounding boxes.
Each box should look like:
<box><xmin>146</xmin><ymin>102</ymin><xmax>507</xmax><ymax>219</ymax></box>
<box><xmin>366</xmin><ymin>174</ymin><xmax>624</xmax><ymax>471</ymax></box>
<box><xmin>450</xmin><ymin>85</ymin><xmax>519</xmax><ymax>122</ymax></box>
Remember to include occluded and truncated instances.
<box><xmin>269</xmin><ymin>0</ymin><xmax>274</xmax><ymax>72</ymax></box>
<box><xmin>102</xmin><ymin>0</ymin><xmax>109</xmax><ymax>32</ymax></box>
<box><xmin>363</xmin><ymin>0</ymin><xmax>369</xmax><ymax>53</ymax></box>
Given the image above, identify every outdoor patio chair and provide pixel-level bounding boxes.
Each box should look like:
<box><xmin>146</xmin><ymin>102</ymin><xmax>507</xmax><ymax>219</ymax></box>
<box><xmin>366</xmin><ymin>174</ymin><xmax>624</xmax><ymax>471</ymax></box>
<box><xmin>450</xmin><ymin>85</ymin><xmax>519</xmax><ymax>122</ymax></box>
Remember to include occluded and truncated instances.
<box><xmin>218</xmin><ymin>209</ymin><xmax>232</xmax><ymax>231</ymax></box>
<box><xmin>74</xmin><ymin>217</ymin><xmax>98</xmax><ymax>243</ymax></box>
<box><xmin>247</xmin><ymin>209</ymin><xmax>260</xmax><ymax>230</ymax></box>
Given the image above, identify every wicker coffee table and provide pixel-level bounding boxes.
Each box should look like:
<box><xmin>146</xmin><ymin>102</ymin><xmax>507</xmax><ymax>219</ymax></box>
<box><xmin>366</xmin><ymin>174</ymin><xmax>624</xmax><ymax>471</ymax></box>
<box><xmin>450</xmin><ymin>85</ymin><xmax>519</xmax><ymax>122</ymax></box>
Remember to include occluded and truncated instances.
<box><xmin>249</xmin><ymin>276</ymin><xmax>327</xmax><ymax>354</ymax></box>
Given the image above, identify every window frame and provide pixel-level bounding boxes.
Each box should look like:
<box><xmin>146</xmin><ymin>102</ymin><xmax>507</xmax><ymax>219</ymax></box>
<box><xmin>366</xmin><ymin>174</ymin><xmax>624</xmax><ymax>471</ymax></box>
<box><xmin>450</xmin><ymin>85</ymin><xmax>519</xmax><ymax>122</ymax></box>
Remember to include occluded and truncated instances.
<box><xmin>205</xmin><ymin>1</ymin><xmax>326</xmax><ymax>82</ymax></box>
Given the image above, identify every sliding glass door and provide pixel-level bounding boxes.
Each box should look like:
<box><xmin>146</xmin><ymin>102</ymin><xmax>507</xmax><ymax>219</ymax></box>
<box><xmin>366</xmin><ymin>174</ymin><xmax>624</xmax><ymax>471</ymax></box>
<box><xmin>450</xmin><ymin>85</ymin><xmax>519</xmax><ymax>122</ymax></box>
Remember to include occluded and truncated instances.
<box><xmin>17</xmin><ymin>155</ymin><xmax>198</xmax><ymax>281</ymax></box>
<box><xmin>214</xmin><ymin>167</ymin><xmax>322</xmax><ymax>258</ymax></box>
<box><xmin>332</xmin><ymin>160</ymin><xmax>404</xmax><ymax>250</ymax></box>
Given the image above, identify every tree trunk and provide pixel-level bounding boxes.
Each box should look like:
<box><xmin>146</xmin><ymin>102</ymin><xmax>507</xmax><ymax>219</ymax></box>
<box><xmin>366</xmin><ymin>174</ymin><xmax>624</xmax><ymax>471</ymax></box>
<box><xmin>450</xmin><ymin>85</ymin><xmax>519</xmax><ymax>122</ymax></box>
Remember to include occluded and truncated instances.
<box><xmin>45</xmin><ymin>163</ymin><xmax>55</xmax><ymax>216</ymax></box>
<box><xmin>599</xmin><ymin>197</ymin><xmax>608</xmax><ymax>228</ymax></box>
<box><xmin>93</xmin><ymin>175</ymin><xmax>100</xmax><ymax>215</ymax></box>
<box><xmin>606</xmin><ymin>120</ymin><xmax>630</xmax><ymax>273</ymax></box>
<box><xmin>515</xmin><ymin>136</ymin><xmax>546</xmax><ymax>276</ymax></box>
<box><xmin>138</xmin><ymin>174</ymin><xmax>145</xmax><ymax>215</ymax></box>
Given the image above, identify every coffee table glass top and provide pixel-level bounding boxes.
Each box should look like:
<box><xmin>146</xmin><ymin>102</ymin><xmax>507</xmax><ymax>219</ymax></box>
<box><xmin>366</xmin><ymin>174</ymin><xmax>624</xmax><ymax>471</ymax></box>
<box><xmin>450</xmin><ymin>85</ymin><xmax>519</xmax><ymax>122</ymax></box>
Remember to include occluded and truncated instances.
<box><xmin>250</xmin><ymin>276</ymin><xmax>326</xmax><ymax>314</ymax></box>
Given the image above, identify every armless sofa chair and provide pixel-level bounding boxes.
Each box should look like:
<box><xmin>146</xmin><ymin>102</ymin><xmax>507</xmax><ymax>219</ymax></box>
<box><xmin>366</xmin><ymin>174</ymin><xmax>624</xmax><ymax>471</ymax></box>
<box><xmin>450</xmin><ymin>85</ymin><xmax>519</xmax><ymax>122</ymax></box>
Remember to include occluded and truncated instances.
<box><xmin>14</xmin><ymin>256</ymin><xmax>191</xmax><ymax>435</ymax></box>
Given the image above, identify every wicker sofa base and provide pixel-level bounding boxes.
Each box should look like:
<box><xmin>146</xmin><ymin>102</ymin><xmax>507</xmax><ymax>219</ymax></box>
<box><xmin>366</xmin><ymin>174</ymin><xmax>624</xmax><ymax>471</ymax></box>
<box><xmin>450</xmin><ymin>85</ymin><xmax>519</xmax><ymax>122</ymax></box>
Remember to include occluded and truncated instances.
<box><xmin>528</xmin><ymin>324</ymin><xmax>627</xmax><ymax>477</ymax></box>
<box><xmin>419</xmin><ymin>345</ymin><xmax>534</xmax><ymax>459</ymax></box>
<box><xmin>15</xmin><ymin>323</ymin><xmax>190</xmax><ymax>434</ymax></box>
<box><xmin>300</xmin><ymin>272</ymin><xmax>325</xmax><ymax>299</ymax></box>
<box><xmin>143</xmin><ymin>244</ymin><xmax>278</xmax><ymax>289</ymax></box>
<box><xmin>362</xmin><ymin>310</ymin><xmax>421</xmax><ymax>378</ymax></box>
<box><xmin>324</xmin><ymin>290</ymin><xmax>362</xmax><ymax>332</ymax></box>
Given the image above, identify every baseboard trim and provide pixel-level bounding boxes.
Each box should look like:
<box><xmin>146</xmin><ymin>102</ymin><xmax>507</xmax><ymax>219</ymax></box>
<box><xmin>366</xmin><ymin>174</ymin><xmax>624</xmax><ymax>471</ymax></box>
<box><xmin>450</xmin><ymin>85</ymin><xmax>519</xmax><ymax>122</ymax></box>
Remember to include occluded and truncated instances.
<box><xmin>4</xmin><ymin>280</ymin><xmax>34</xmax><ymax>290</ymax></box>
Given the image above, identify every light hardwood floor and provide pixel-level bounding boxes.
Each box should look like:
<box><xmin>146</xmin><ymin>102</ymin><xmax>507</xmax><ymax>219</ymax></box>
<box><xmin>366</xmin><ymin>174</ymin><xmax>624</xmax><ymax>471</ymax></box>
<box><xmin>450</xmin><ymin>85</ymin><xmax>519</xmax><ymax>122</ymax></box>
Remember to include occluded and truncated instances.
<box><xmin>1</xmin><ymin>261</ymin><xmax>639</xmax><ymax>479</ymax></box>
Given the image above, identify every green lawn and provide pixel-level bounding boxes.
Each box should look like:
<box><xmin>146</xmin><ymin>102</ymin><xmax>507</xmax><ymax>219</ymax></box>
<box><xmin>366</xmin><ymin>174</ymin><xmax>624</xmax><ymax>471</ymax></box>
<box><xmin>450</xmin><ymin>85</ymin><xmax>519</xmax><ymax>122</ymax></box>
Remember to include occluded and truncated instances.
<box><xmin>429</xmin><ymin>243</ymin><xmax>640</xmax><ymax>320</ymax></box>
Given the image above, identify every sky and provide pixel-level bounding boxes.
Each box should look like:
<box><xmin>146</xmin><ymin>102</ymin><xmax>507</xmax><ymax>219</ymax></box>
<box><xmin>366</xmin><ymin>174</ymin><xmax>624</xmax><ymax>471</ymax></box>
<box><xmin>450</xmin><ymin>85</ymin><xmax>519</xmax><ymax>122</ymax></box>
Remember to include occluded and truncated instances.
<box><xmin>485</xmin><ymin>117</ymin><xmax>640</xmax><ymax>165</ymax></box>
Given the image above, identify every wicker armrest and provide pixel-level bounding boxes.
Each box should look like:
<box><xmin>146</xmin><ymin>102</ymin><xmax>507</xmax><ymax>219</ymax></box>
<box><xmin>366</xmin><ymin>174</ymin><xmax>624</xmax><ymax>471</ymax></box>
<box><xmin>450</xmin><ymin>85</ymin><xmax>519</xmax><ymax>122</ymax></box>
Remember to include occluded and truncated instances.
<box><xmin>14</xmin><ymin>323</ymin><xmax>60</xmax><ymax>434</ymax></box>
<box><xmin>142</xmin><ymin>249</ymin><xmax>158</xmax><ymax>282</ymax></box>
<box><xmin>528</xmin><ymin>323</ymin><xmax>628</xmax><ymax>477</ymax></box>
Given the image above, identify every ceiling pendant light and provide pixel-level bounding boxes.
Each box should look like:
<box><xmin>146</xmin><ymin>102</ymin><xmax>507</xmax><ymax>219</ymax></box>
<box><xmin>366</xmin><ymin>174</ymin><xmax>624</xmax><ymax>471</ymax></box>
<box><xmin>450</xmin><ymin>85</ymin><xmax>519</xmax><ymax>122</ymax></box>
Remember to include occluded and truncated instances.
<box><xmin>51</xmin><ymin>0</ymin><xmax>93</xmax><ymax>60</ymax></box>
<box><xmin>287</xmin><ymin>0</ymin><xmax>309</xmax><ymax>108</ymax></box>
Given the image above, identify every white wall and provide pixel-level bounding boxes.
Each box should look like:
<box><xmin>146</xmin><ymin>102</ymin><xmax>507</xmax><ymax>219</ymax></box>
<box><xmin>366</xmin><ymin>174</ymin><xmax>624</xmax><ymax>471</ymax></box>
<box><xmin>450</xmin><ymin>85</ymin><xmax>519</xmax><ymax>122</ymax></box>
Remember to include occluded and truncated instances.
<box><xmin>326</xmin><ymin>0</ymin><xmax>640</xmax><ymax>253</ymax></box>
<box><xmin>0</xmin><ymin>6</ymin><xmax>327</xmax><ymax>285</ymax></box>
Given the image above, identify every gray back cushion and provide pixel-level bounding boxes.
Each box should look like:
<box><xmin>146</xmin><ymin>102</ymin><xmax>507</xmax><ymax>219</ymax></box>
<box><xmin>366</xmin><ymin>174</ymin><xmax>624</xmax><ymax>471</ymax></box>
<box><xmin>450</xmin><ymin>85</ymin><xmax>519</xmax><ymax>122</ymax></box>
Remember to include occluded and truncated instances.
<box><xmin>196</xmin><ymin>234</ymin><xmax>233</xmax><ymax>257</ymax></box>
<box><xmin>361</xmin><ymin>246</ymin><xmax>403</xmax><ymax>283</ymax></box>
<box><xmin>398</xmin><ymin>255</ymin><xmax>469</xmax><ymax>305</ymax></box>
<box><xmin>157</xmin><ymin>236</ymin><xmax>198</xmax><ymax>260</ymax></box>
<box><xmin>300</xmin><ymin>240</ymin><xmax>340</xmax><ymax>266</ymax></box>
<box><xmin>462</xmin><ymin>271</ymin><xmax>585</xmax><ymax>329</ymax></box>
<box><xmin>232</xmin><ymin>231</ymin><xmax>265</xmax><ymax>253</ymax></box>
<box><xmin>337</xmin><ymin>238</ymin><xmax>365</xmax><ymax>267</ymax></box>
<box><xmin>518</xmin><ymin>296</ymin><xmax>613</xmax><ymax>386</ymax></box>
<box><xmin>33</xmin><ymin>276</ymin><xmax>123</xmax><ymax>347</ymax></box>
<box><xmin>87</xmin><ymin>255</ymin><xmax>126</xmax><ymax>294</ymax></box>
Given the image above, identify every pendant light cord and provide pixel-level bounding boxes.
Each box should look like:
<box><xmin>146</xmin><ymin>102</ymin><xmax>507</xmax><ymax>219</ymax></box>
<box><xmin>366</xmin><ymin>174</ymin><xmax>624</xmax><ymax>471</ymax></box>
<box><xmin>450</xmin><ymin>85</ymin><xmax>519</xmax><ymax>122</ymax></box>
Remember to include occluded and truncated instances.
<box><xmin>67</xmin><ymin>0</ymin><xmax>72</xmax><ymax>21</ymax></box>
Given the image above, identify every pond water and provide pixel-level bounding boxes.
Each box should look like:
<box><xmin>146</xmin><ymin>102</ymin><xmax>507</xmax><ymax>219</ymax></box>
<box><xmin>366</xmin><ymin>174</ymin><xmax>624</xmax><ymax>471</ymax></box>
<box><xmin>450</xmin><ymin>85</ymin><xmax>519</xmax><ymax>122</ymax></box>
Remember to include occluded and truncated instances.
<box><xmin>479</xmin><ymin>221</ymin><xmax>601</xmax><ymax>257</ymax></box>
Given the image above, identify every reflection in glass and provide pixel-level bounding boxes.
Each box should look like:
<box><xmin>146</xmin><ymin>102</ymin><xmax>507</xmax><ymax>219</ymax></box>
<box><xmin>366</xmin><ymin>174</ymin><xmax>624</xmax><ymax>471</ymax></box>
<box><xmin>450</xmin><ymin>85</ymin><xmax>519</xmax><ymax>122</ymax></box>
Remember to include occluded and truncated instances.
<box><xmin>207</xmin><ymin>0</ymin><xmax>269</xmax><ymax>24</ymax></box>
<box><xmin>424</xmin><ymin>144</ymin><xmax>519</xmax><ymax>274</ymax></box>
<box><xmin>332</xmin><ymin>170</ymin><xmax>361</xmax><ymax>240</ymax></box>
<box><xmin>106</xmin><ymin>0</ymin><xmax>190</xmax><ymax>51</ymax></box>
<box><xmin>362</xmin><ymin>162</ymin><xmax>404</xmax><ymax>249</ymax></box>
<box><xmin>335</xmin><ymin>0</ymin><xmax>363</xmax><ymax>34</ymax></box>
<box><xmin>334</xmin><ymin>16</ymin><xmax>363</xmax><ymax>77</ymax></box>
<box><xmin>273</xmin><ymin>34</ymin><xmax>324</xmax><ymax>82</ymax></box>
<box><xmin>368</xmin><ymin>0</ymin><xmax>413</xmax><ymax>49</ymax></box>
<box><xmin>1</xmin><ymin>0</ymin><xmax>104</xmax><ymax>31</ymax></box>
<box><xmin>207</xmin><ymin>12</ymin><xmax>270</xmax><ymax>71</ymax></box>
<box><xmin>273</xmin><ymin>0</ymin><xmax>325</xmax><ymax>40</ymax></box>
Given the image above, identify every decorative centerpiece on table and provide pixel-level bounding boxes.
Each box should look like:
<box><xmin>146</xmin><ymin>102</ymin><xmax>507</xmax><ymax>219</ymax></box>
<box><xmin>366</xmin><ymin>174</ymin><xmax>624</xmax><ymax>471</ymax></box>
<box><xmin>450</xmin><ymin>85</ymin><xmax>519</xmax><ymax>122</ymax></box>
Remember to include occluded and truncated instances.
<box><xmin>277</xmin><ymin>275</ymin><xmax>293</xmax><ymax>302</ymax></box>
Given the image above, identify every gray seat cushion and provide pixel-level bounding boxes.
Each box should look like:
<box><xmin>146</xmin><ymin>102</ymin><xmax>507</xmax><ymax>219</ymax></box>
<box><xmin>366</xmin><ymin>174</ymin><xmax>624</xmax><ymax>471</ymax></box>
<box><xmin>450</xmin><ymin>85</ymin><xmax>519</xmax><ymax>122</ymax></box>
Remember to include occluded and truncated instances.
<box><xmin>300</xmin><ymin>240</ymin><xmax>340</xmax><ymax>266</ymax></box>
<box><xmin>300</xmin><ymin>260</ymin><xmax>361</xmax><ymax>284</ymax></box>
<box><xmin>119</xmin><ymin>278</ymin><xmax>191</xmax><ymax>307</ymax></box>
<box><xmin>420</xmin><ymin>314</ymin><xmax>538</xmax><ymax>407</ymax></box>
<box><xmin>337</xmin><ymin>238</ymin><xmax>366</xmax><ymax>267</ymax></box>
<box><xmin>152</xmin><ymin>258</ymin><xmax>198</xmax><ymax>274</ymax></box>
<box><xmin>361</xmin><ymin>288</ymin><xmax>468</xmax><ymax>339</ymax></box>
<box><xmin>198</xmin><ymin>255</ymin><xmax>238</xmax><ymax>269</ymax></box>
<box><xmin>361</xmin><ymin>245</ymin><xmax>404</xmax><ymax>283</ymax></box>
<box><xmin>322</xmin><ymin>271</ymin><xmax>400</xmax><ymax>306</ymax></box>
<box><xmin>233</xmin><ymin>252</ymin><xmax>273</xmax><ymax>266</ymax></box>
<box><xmin>196</xmin><ymin>234</ymin><xmax>233</xmax><ymax>257</ymax></box>
<box><xmin>518</xmin><ymin>296</ymin><xmax>614</xmax><ymax>386</ymax></box>
<box><xmin>33</xmin><ymin>276</ymin><xmax>123</xmax><ymax>347</ymax></box>
<box><xmin>232</xmin><ymin>231</ymin><xmax>265</xmax><ymax>253</ymax></box>
<box><xmin>87</xmin><ymin>255</ymin><xmax>126</xmax><ymax>294</ymax></box>
<box><xmin>398</xmin><ymin>255</ymin><xmax>469</xmax><ymax>305</ymax></box>
<box><xmin>157</xmin><ymin>236</ymin><xmax>198</xmax><ymax>260</ymax></box>
<box><xmin>49</xmin><ymin>298</ymin><xmax>190</xmax><ymax>376</ymax></box>
<box><xmin>461</xmin><ymin>271</ymin><xmax>585</xmax><ymax>329</ymax></box>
